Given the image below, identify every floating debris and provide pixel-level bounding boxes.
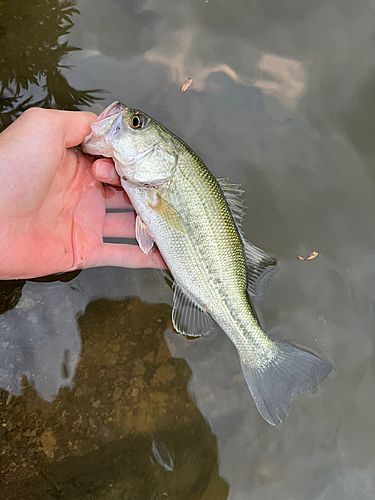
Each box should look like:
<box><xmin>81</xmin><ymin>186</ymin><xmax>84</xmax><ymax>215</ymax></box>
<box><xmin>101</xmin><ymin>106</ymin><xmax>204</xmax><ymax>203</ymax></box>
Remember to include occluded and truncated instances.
<box><xmin>297</xmin><ymin>251</ymin><xmax>319</xmax><ymax>261</ymax></box>
<box><xmin>181</xmin><ymin>79</ymin><xmax>192</xmax><ymax>92</ymax></box>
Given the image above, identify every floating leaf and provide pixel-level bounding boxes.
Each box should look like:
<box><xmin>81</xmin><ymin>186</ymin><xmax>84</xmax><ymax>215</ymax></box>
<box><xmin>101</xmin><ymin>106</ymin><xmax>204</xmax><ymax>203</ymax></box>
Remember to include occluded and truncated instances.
<box><xmin>297</xmin><ymin>251</ymin><xmax>319</xmax><ymax>261</ymax></box>
<box><xmin>181</xmin><ymin>79</ymin><xmax>192</xmax><ymax>92</ymax></box>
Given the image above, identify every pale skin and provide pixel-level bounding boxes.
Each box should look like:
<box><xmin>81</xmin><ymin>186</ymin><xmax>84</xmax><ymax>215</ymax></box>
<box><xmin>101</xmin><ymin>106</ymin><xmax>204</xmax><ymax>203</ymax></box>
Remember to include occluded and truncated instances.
<box><xmin>0</xmin><ymin>108</ymin><xmax>164</xmax><ymax>280</ymax></box>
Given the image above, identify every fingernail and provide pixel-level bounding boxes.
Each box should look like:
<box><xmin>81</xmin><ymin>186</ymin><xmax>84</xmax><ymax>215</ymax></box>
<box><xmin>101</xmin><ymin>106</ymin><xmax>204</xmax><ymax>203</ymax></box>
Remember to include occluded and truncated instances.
<box><xmin>96</xmin><ymin>161</ymin><xmax>117</xmax><ymax>180</ymax></box>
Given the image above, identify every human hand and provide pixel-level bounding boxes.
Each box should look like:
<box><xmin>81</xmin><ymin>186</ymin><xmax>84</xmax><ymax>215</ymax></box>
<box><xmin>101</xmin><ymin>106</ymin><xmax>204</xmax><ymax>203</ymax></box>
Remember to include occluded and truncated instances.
<box><xmin>0</xmin><ymin>108</ymin><xmax>164</xmax><ymax>280</ymax></box>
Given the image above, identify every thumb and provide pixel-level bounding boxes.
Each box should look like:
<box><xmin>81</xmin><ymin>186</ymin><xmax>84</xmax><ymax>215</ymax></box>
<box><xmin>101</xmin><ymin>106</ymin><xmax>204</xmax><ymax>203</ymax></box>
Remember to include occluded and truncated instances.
<box><xmin>52</xmin><ymin>110</ymin><xmax>98</xmax><ymax>148</ymax></box>
<box><xmin>1</xmin><ymin>108</ymin><xmax>98</xmax><ymax>151</ymax></box>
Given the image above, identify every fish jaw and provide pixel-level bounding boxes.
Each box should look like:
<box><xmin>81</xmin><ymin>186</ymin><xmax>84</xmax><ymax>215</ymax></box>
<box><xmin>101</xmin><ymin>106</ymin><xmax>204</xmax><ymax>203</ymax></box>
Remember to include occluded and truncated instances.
<box><xmin>97</xmin><ymin>101</ymin><xmax>126</xmax><ymax>120</ymax></box>
<box><xmin>81</xmin><ymin>101</ymin><xmax>126</xmax><ymax>157</ymax></box>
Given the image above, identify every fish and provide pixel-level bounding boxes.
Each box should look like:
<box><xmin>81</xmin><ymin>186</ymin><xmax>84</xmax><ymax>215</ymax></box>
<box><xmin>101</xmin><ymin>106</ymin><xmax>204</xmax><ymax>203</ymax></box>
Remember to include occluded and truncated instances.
<box><xmin>82</xmin><ymin>101</ymin><xmax>332</xmax><ymax>425</ymax></box>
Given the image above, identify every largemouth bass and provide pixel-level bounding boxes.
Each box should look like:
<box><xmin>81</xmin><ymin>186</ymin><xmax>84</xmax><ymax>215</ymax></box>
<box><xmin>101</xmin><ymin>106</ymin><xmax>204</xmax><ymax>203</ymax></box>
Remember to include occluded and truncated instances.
<box><xmin>82</xmin><ymin>101</ymin><xmax>332</xmax><ymax>425</ymax></box>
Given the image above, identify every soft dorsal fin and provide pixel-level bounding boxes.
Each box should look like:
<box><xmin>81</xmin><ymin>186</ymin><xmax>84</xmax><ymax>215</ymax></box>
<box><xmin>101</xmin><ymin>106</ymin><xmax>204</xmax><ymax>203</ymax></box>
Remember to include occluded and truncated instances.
<box><xmin>172</xmin><ymin>284</ymin><xmax>213</xmax><ymax>337</ymax></box>
<box><xmin>244</xmin><ymin>240</ymin><xmax>277</xmax><ymax>298</ymax></box>
<box><xmin>217</xmin><ymin>177</ymin><xmax>276</xmax><ymax>298</ymax></box>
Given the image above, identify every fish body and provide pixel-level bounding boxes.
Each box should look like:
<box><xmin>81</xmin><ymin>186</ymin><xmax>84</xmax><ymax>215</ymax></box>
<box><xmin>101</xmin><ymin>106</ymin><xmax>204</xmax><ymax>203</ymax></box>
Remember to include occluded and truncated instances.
<box><xmin>82</xmin><ymin>101</ymin><xmax>332</xmax><ymax>425</ymax></box>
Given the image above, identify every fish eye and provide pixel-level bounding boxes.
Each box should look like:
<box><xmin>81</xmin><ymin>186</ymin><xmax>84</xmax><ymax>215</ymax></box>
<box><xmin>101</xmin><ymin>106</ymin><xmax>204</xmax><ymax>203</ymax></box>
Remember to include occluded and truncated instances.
<box><xmin>130</xmin><ymin>114</ymin><xmax>146</xmax><ymax>129</ymax></box>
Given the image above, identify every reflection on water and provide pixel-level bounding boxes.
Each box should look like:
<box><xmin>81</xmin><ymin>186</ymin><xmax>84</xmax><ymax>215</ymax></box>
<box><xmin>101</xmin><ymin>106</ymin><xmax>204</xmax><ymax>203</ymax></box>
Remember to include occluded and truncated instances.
<box><xmin>151</xmin><ymin>438</ymin><xmax>175</xmax><ymax>472</ymax></box>
<box><xmin>0</xmin><ymin>281</ymin><xmax>82</xmax><ymax>401</ymax></box>
<box><xmin>0</xmin><ymin>280</ymin><xmax>25</xmax><ymax>315</ymax></box>
<box><xmin>0</xmin><ymin>0</ymin><xmax>102</xmax><ymax>131</ymax></box>
<box><xmin>145</xmin><ymin>22</ymin><xmax>306</xmax><ymax>108</ymax></box>
<box><xmin>2</xmin><ymin>0</ymin><xmax>375</xmax><ymax>498</ymax></box>
<box><xmin>0</xmin><ymin>296</ymin><xmax>228</xmax><ymax>499</ymax></box>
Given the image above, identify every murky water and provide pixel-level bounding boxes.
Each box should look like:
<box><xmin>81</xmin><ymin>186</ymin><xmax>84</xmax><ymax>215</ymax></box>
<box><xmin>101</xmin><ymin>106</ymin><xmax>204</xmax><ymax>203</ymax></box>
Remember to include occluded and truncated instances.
<box><xmin>1</xmin><ymin>0</ymin><xmax>375</xmax><ymax>498</ymax></box>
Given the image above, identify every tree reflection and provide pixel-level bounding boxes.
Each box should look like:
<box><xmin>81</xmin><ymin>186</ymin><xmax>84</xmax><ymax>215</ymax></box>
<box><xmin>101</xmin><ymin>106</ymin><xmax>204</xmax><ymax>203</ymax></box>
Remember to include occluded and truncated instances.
<box><xmin>0</xmin><ymin>0</ymin><xmax>103</xmax><ymax>131</ymax></box>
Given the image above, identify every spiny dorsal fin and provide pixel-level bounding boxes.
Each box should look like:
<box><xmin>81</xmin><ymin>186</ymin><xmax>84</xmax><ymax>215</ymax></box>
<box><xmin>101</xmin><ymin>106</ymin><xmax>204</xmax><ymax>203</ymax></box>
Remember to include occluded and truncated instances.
<box><xmin>172</xmin><ymin>284</ymin><xmax>213</xmax><ymax>337</ymax></box>
<box><xmin>217</xmin><ymin>177</ymin><xmax>245</xmax><ymax>226</ymax></box>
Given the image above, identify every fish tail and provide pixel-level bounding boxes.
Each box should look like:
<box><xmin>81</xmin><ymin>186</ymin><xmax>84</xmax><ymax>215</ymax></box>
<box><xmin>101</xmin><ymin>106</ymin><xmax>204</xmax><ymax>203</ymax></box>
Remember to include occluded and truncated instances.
<box><xmin>239</xmin><ymin>340</ymin><xmax>332</xmax><ymax>425</ymax></box>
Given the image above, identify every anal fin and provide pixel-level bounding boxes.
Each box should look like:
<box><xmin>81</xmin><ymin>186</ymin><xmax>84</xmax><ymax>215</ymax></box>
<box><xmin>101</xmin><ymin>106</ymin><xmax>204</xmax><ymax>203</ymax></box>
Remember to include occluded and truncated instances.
<box><xmin>172</xmin><ymin>285</ymin><xmax>213</xmax><ymax>337</ymax></box>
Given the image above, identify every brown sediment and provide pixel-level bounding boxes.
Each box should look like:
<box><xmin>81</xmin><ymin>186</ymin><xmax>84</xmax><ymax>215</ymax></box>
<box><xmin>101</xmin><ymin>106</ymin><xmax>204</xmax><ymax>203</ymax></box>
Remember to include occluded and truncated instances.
<box><xmin>0</xmin><ymin>297</ymin><xmax>228</xmax><ymax>500</ymax></box>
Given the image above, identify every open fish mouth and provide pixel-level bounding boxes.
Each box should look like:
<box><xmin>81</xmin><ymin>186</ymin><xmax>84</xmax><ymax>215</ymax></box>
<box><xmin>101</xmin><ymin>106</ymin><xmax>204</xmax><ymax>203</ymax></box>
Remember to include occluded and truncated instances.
<box><xmin>97</xmin><ymin>101</ymin><xmax>126</xmax><ymax>120</ymax></box>
<box><xmin>81</xmin><ymin>102</ymin><xmax>127</xmax><ymax>157</ymax></box>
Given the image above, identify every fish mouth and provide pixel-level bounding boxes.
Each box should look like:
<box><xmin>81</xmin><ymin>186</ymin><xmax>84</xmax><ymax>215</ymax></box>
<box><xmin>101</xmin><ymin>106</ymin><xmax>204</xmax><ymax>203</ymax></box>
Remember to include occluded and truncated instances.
<box><xmin>82</xmin><ymin>104</ymin><xmax>126</xmax><ymax>156</ymax></box>
<box><xmin>97</xmin><ymin>101</ymin><xmax>126</xmax><ymax>120</ymax></box>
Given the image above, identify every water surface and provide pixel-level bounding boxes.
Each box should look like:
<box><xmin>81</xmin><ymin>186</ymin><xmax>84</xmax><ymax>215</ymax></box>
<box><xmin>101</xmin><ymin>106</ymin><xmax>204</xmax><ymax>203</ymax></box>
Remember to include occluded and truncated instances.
<box><xmin>1</xmin><ymin>0</ymin><xmax>375</xmax><ymax>498</ymax></box>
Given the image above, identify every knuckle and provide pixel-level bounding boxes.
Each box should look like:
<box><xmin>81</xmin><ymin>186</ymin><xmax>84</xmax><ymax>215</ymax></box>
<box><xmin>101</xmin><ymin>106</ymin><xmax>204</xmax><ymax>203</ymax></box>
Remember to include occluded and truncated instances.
<box><xmin>23</xmin><ymin>107</ymin><xmax>46</xmax><ymax>117</ymax></box>
<box><xmin>21</xmin><ymin>107</ymin><xmax>51</xmax><ymax>123</ymax></box>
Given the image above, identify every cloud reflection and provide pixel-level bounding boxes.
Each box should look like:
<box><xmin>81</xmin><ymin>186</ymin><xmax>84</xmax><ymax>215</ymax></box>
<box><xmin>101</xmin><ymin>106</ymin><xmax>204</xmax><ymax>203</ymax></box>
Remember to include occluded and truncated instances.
<box><xmin>253</xmin><ymin>53</ymin><xmax>307</xmax><ymax>108</ymax></box>
<box><xmin>0</xmin><ymin>282</ymin><xmax>82</xmax><ymax>401</ymax></box>
<box><xmin>144</xmin><ymin>24</ymin><xmax>306</xmax><ymax>108</ymax></box>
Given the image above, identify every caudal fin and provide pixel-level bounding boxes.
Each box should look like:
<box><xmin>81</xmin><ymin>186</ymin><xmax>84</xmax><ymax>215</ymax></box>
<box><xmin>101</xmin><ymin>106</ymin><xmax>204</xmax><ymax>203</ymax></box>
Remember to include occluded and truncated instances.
<box><xmin>240</xmin><ymin>340</ymin><xmax>332</xmax><ymax>425</ymax></box>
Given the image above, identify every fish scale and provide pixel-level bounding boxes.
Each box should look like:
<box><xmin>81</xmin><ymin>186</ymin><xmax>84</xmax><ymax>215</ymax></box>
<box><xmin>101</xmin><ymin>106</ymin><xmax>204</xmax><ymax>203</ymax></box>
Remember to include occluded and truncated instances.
<box><xmin>82</xmin><ymin>101</ymin><xmax>332</xmax><ymax>425</ymax></box>
<box><xmin>150</xmin><ymin>147</ymin><xmax>271</xmax><ymax>360</ymax></box>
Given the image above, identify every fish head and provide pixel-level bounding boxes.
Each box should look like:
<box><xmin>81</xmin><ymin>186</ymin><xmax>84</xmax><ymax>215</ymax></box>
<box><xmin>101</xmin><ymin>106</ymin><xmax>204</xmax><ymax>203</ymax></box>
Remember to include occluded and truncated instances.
<box><xmin>82</xmin><ymin>101</ymin><xmax>178</xmax><ymax>186</ymax></box>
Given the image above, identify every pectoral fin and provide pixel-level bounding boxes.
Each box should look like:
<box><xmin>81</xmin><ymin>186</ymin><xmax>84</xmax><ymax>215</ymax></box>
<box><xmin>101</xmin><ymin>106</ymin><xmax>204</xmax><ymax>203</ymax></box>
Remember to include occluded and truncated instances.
<box><xmin>135</xmin><ymin>214</ymin><xmax>154</xmax><ymax>254</ymax></box>
<box><xmin>151</xmin><ymin>192</ymin><xmax>188</xmax><ymax>235</ymax></box>
<box><xmin>172</xmin><ymin>285</ymin><xmax>213</xmax><ymax>337</ymax></box>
